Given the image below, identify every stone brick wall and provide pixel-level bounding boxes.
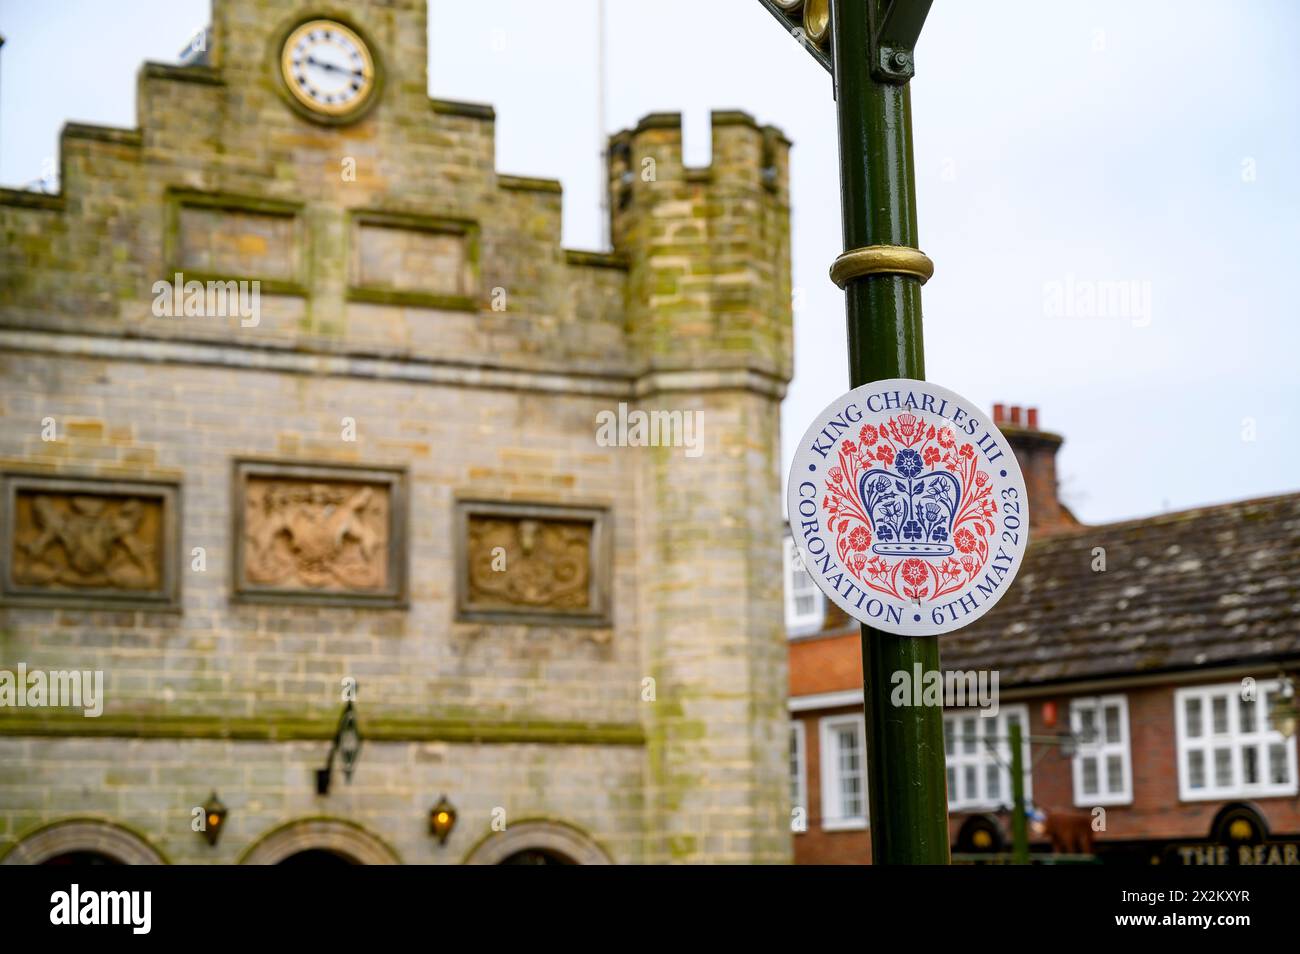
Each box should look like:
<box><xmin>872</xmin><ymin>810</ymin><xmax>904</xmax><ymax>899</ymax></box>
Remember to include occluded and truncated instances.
<box><xmin>607</xmin><ymin>110</ymin><xmax>793</xmax><ymax>861</ymax></box>
<box><xmin>0</xmin><ymin>736</ymin><xmax>644</xmax><ymax>865</ymax></box>
<box><xmin>0</xmin><ymin>0</ymin><xmax>793</xmax><ymax>864</ymax></box>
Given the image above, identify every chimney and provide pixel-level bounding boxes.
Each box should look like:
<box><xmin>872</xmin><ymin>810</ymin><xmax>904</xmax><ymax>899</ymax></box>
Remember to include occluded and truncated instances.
<box><xmin>992</xmin><ymin>404</ymin><xmax>1078</xmax><ymax>535</ymax></box>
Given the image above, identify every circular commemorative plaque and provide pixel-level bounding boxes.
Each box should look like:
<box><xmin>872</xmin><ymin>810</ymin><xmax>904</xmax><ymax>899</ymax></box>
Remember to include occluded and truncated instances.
<box><xmin>787</xmin><ymin>378</ymin><xmax>1029</xmax><ymax>637</ymax></box>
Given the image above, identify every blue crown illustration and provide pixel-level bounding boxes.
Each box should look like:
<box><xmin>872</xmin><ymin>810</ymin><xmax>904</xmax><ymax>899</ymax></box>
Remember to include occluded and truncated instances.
<box><xmin>857</xmin><ymin>447</ymin><xmax>963</xmax><ymax>557</ymax></box>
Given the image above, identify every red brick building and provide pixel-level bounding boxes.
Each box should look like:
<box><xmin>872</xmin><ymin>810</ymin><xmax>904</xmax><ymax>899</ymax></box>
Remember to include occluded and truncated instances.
<box><xmin>786</xmin><ymin>406</ymin><xmax>1300</xmax><ymax>864</ymax></box>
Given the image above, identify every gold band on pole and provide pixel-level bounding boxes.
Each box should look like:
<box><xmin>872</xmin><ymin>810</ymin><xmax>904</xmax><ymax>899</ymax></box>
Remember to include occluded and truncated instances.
<box><xmin>829</xmin><ymin>245</ymin><xmax>934</xmax><ymax>288</ymax></box>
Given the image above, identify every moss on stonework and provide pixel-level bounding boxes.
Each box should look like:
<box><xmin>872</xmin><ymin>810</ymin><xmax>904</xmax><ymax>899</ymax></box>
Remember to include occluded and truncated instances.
<box><xmin>669</xmin><ymin>721</ymin><xmax>707</xmax><ymax>741</ymax></box>
<box><xmin>668</xmin><ymin>835</ymin><xmax>697</xmax><ymax>859</ymax></box>
<box><xmin>0</xmin><ymin>710</ymin><xmax>646</xmax><ymax>746</ymax></box>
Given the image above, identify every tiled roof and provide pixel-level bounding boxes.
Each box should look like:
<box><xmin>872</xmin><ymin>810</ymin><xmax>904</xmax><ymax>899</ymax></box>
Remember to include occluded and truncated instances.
<box><xmin>938</xmin><ymin>493</ymin><xmax>1300</xmax><ymax>687</ymax></box>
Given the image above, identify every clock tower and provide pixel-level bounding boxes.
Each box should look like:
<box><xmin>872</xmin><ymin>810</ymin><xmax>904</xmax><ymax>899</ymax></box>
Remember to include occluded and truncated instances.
<box><xmin>277</xmin><ymin>17</ymin><xmax>379</xmax><ymax>122</ymax></box>
<box><xmin>0</xmin><ymin>0</ymin><xmax>794</xmax><ymax>866</ymax></box>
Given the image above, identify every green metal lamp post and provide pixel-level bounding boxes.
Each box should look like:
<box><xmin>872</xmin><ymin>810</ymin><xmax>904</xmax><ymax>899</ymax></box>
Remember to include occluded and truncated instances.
<box><xmin>758</xmin><ymin>0</ymin><xmax>947</xmax><ymax>863</ymax></box>
<box><xmin>1009</xmin><ymin>720</ymin><xmax>1030</xmax><ymax>864</ymax></box>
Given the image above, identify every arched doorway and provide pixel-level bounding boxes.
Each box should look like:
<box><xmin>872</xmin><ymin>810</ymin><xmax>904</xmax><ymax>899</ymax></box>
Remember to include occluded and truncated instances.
<box><xmin>277</xmin><ymin>848</ymin><xmax>356</xmax><ymax>866</ymax></box>
<box><xmin>1210</xmin><ymin>802</ymin><xmax>1269</xmax><ymax>845</ymax></box>
<box><xmin>499</xmin><ymin>848</ymin><xmax>575</xmax><ymax>865</ymax></box>
<box><xmin>463</xmin><ymin>820</ymin><xmax>612</xmax><ymax>865</ymax></box>
<box><xmin>954</xmin><ymin>814</ymin><xmax>1005</xmax><ymax>855</ymax></box>
<box><xmin>42</xmin><ymin>851</ymin><xmax>123</xmax><ymax>866</ymax></box>
<box><xmin>2</xmin><ymin>819</ymin><xmax>166</xmax><ymax>865</ymax></box>
<box><xmin>239</xmin><ymin>818</ymin><xmax>400</xmax><ymax>865</ymax></box>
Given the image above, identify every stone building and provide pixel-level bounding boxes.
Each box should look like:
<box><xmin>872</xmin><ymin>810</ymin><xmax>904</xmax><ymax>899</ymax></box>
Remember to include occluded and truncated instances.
<box><xmin>0</xmin><ymin>0</ymin><xmax>794</xmax><ymax>864</ymax></box>
<box><xmin>786</xmin><ymin>405</ymin><xmax>1300</xmax><ymax>864</ymax></box>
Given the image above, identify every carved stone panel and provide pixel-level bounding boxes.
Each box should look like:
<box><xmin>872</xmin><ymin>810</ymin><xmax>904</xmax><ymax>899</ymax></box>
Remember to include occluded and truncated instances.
<box><xmin>455</xmin><ymin>501</ymin><xmax>610</xmax><ymax>626</ymax></box>
<box><xmin>1</xmin><ymin>474</ymin><xmax>180</xmax><ymax>609</ymax></box>
<box><xmin>166</xmin><ymin>190</ymin><xmax>304</xmax><ymax>291</ymax></box>
<box><xmin>346</xmin><ymin>211</ymin><xmax>478</xmax><ymax>310</ymax></box>
<box><xmin>233</xmin><ymin>461</ymin><xmax>406</xmax><ymax>607</ymax></box>
<box><xmin>177</xmin><ymin>204</ymin><xmax>298</xmax><ymax>281</ymax></box>
<box><xmin>354</xmin><ymin>224</ymin><xmax>468</xmax><ymax>294</ymax></box>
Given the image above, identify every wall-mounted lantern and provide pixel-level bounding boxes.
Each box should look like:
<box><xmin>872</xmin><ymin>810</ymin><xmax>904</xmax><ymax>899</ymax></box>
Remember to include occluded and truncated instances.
<box><xmin>201</xmin><ymin>791</ymin><xmax>228</xmax><ymax>847</ymax></box>
<box><xmin>317</xmin><ymin>699</ymin><xmax>362</xmax><ymax>795</ymax></box>
<box><xmin>429</xmin><ymin>795</ymin><xmax>457</xmax><ymax>845</ymax></box>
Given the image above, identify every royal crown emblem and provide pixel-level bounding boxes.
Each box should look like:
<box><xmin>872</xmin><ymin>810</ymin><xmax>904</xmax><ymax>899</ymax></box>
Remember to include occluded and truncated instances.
<box><xmin>823</xmin><ymin>411</ymin><xmax>998</xmax><ymax>604</ymax></box>
<box><xmin>789</xmin><ymin>380</ymin><xmax>1029</xmax><ymax>637</ymax></box>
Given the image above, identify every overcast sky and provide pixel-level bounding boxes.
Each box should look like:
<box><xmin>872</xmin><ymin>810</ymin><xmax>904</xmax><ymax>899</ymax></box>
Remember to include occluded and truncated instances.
<box><xmin>2</xmin><ymin>0</ymin><xmax>1297</xmax><ymax>525</ymax></box>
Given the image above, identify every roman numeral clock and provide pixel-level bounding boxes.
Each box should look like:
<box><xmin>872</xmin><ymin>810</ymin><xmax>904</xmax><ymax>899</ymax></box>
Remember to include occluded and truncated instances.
<box><xmin>276</xmin><ymin>17</ymin><xmax>381</xmax><ymax>124</ymax></box>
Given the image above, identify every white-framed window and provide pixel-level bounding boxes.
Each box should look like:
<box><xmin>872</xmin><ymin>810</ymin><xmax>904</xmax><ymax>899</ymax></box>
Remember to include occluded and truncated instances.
<box><xmin>820</xmin><ymin>714</ymin><xmax>867</xmax><ymax>830</ymax></box>
<box><xmin>783</xmin><ymin>536</ymin><xmax>824</xmax><ymax>635</ymax></box>
<box><xmin>789</xmin><ymin>721</ymin><xmax>807</xmax><ymax>833</ymax></box>
<box><xmin>1070</xmin><ymin>695</ymin><xmax>1133</xmax><ymax>806</ymax></box>
<box><xmin>943</xmin><ymin>705</ymin><xmax>1031</xmax><ymax>810</ymax></box>
<box><xmin>1175</xmin><ymin>681</ymin><xmax>1298</xmax><ymax>801</ymax></box>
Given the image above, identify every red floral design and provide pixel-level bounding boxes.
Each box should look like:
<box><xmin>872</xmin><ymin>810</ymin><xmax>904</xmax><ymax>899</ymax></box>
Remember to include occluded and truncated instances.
<box><xmin>822</xmin><ymin>409</ymin><xmax>1000</xmax><ymax>605</ymax></box>
<box><xmin>890</xmin><ymin>413</ymin><xmax>924</xmax><ymax>446</ymax></box>
<box><xmin>848</xmin><ymin>526</ymin><xmax>871</xmax><ymax>551</ymax></box>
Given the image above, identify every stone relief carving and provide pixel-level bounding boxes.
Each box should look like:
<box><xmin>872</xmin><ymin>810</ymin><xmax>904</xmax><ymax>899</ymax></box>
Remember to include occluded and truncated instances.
<box><xmin>456</xmin><ymin>501</ymin><xmax>609</xmax><ymax>625</ymax></box>
<box><xmin>466</xmin><ymin>515</ymin><xmax>593</xmax><ymax>611</ymax></box>
<box><xmin>12</xmin><ymin>491</ymin><xmax>162</xmax><ymax>591</ymax></box>
<box><xmin>2</xmin><ymin>476</ymin><xmax>177</xmax><ymax>607</ymax></box>
<box><xmin>242</xmin><ymin>478</ymin><xmax>389</xmax><ymax>592</ymax></box>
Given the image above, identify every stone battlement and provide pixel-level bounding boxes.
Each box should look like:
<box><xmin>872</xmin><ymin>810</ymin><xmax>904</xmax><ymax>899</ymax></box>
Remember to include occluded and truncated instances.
<box><xmin>2</xmin><ymin>57</ymin><xmax>791</xmax><ymax>387</ymax></box>
<box><xmin>607</xmin><ymin>110</ymin><xmax>793</xmax><ymax>384</ymax></box>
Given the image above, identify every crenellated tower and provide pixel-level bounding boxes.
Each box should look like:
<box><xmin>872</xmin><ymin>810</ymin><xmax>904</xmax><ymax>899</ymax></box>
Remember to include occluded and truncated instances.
<box><xmin>610</xmin><ymin>112</ymin><xmax>795</xmax><ymax>862</ymax></box>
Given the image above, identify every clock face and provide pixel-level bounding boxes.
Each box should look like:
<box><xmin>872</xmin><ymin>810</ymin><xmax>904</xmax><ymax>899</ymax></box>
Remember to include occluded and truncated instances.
<box><xmin>280</xmin><ymin>20</ymin><xmax>375</xmax><ymax>118</ymax></box>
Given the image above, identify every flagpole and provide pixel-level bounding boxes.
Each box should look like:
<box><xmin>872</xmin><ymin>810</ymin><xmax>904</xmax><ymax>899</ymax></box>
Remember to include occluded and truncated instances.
<box><xmin>596</xmin><ymin>0</ymin><xmax>609</xmax><ymax>249</ymax></box>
